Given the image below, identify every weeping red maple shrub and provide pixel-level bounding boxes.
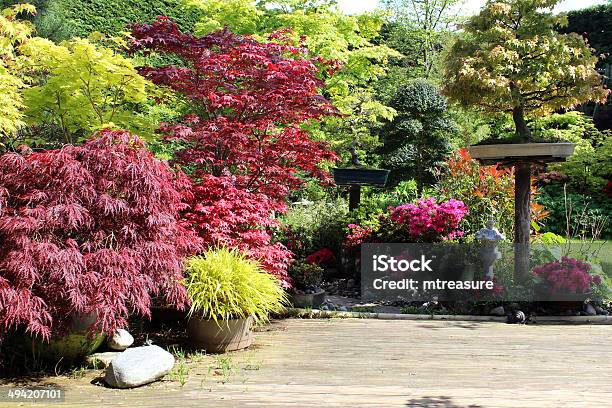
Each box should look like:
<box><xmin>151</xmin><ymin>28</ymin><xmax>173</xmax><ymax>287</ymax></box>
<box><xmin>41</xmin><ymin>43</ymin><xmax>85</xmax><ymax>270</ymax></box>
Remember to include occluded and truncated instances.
<box><xmin>130</xmin><ymin>18</ymin><xmax>339</xmax><ymax>285</ymax></box>
<box><xmin>0</xmin><ymin>129</ymin><xmax>201</xmax><ymax>341</ymax></box>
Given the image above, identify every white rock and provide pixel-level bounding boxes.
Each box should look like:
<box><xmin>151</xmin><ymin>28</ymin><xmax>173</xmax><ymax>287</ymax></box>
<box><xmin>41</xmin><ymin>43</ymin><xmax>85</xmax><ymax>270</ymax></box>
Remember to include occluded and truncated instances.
<box><xmin>107</xmin><ymin>329</ymin><xmax>134</xmax><ymax>351</ymax></box>
<box><xmin>85</xmin><ymin>352</ymin><xmax>122</xmax><ymax>369</ymax></box>
<box><xmin>104</xmin><ymin>345</ymin><xmax>174</xmax><ymax>388</ymax></box>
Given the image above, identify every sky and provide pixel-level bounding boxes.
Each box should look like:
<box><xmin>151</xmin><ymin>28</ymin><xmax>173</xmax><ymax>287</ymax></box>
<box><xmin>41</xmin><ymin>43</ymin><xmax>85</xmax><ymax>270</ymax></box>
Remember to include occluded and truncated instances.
<box><xmin>337</xmin><ymin>0</ymin><xmax>609</xmax><ymax>15</ymax></box>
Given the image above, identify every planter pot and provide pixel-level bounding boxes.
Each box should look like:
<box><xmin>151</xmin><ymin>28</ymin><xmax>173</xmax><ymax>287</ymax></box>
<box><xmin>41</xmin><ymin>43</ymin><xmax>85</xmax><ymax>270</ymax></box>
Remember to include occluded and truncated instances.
<box><xmin>332</xmin><ymin>168</ymin><xmax>390</xmax><ymax>187</ymax></box>
<box><xmin>290</xmin><ymin>290</ymin><xmax>326</xmax><ymax>308</ymax></box>
<box><xmin>27</xmin><ymin>314</ymin><xmax>105</xmax><ymax>361</ymax></box>
<box><xmin>468</xmin><ymin>143</ymin><xmax>576</xmax><ymax>164</ymax></box>
<box><xmin>187</xmin><ymin>316</ymin><xmax>253</xmax><ymax>353</ymax></box>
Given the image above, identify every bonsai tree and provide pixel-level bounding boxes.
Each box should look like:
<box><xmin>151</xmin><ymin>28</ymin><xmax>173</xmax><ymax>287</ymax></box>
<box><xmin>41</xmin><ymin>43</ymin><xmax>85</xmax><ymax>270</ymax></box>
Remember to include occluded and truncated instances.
<box><xmin>443</xmin><ymin>0</ymin><xmax>609</xmax><ymax>143</ymax></box>
<box><xmin>443</xmin><ymin>0</ymin><xmax>609</xmax><ymax>280</ymax></box>
<box><xmin>382</xmin><ymin>80</ymin><xmax>456</xmax><ymax>192</ymax></box>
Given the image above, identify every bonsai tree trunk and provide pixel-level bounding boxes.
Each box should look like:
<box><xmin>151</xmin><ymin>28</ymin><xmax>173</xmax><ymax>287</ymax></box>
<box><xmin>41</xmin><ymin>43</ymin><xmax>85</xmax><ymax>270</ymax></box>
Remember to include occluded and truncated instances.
<box><xmin>512</xmin><ymin>104</ymin><xmax>531</xmax><ymax>282</ymax></box>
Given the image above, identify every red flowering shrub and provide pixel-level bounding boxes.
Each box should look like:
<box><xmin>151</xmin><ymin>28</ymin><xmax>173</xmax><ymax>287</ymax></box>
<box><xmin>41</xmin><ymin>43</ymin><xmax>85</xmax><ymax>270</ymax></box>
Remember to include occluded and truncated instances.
<box><xmin>0</xmin><ymin>130</ymin><xmax>200</xmax><ymax>340</ymax></box>
<box><xmin>345</xmin><ymin>224</ymin><xmax>375</xmax><ymax>249</ymax></box>
<box><xmin>305</xmin><ymin>248</ymin><xmax>336</xmax><ymax>267</ymax></box>
<box><xmin>437</xmin><ymin>148</ymin><xmax>548</xmax><ymax>238</ymax></box>
<box><xmin>533</xmin><ymin>257</ymin><xmax>600</xmax><ymax>294</ymax></box>
<box><xmin>130</xmin><ymin>18</ymin><xmax>339</xmax><ymax>284</ymax></box>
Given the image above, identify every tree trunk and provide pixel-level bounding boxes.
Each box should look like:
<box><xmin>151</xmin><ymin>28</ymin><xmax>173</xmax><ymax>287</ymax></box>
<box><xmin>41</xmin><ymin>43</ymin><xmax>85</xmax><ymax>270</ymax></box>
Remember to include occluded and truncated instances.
<box><xmin>512</xmin><ymin>105</ymin><xmax>531</xmax><ymax>142</ymax></box>
<box><xmin>514</xmin><ymin>162</ymin><xmax>531</xmax><ymax>283</ymax></box>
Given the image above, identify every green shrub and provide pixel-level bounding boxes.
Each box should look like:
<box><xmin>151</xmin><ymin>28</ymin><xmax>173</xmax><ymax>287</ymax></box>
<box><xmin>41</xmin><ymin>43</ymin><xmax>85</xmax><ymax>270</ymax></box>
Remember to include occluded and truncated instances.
<box><xmin>435</xmin><ymin>150</ymin><xmax>518</xmax><ymax>239</ymax></box>
<box><xmin>536</xmin><ymin>183</ymin><xmax>611</xmax><ymax>239</ymax></box>
<box><xmin>279</xmin><ymin>199</ymin><xmax>349</xmax><ymax>258</ymax></box>
<box><xmin>184</xmin><ymin>248</ymin><xmax>288</xmax><ymax>323</ymax></box>
<box><xmin>287</xmin><ymin>260</ymin><xmax>324</xmax><ymax>291</ymax></box>
<box><xmin>381</xmin><ymin>80</ymin><xmax>456</xmax><ymax>191</ymax></box>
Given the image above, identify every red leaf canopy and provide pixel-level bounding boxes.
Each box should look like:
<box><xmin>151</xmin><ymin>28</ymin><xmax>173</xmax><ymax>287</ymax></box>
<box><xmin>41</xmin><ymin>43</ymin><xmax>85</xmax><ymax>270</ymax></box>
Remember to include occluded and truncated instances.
<box><xmin>0</xmin><ymin>130</ymin><xmax>201</xmax><ymax>340</ymax></box>
<box><xmin>130</xmin><ymin>18</ymin><xmax>339</xmax><ymax>283</ymax></box>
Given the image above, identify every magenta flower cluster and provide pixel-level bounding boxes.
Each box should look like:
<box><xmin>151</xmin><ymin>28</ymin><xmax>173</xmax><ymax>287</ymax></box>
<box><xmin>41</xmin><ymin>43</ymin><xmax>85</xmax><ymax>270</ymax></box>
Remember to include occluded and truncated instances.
<box><xmin>390</xmin><ymin>198</ymin><xmax>468</xmax><ymax>241</ymax></box>
<box><xmin>345</xmin><ymin>224</ymin><xmax>374</xmax><ymax>248</ymax></box>
<box><xmin>533</xmin><ymin>257</ymin><xmax>601</xmax><ymax>294</ymax></box>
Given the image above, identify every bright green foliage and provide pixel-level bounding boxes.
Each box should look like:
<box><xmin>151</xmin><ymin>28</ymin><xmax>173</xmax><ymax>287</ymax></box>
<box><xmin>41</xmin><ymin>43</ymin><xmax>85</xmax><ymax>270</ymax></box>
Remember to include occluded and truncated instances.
<box><xmin>443</xmin><ymin>0</ymin><xmax>609</xmax><ymax>141</ymax></box>
<box><xmin>382</xmin><ymin>0</ymin><xmax>462</xmax><ymax>79</ymax></box>
<box><xmin>20</xmin><ymin>37</ymin><xmax>153</xmax><ymax>143</ymax></box>
<box><xmin>182</xmin><ymin>0</ymin><xmax>399</xmax><ymax>162</ymax></box>
<box><xmin>382</xmin><ymin>80</ymin><xmax>456</xmax><ymax>191</ymax></box>
<box><xmin>185</xmin><ymin>0</ymin><xmax>260</xmax><ymax>35</ymax></box>
<box><xmin>531</xmin><ymin>112</ymin><xmax>605</xmax><ymax>144</ymax></box>
<box><xmin>558</xmin><ymin>135</ymin><xmax>611</xmax><ymax>193</ymax></box>
<box><xmin>0</xmin><ymin>3</ymin><xmax>36</xmax><ymax>143</ymax></box>
<box><xmin>530</xmin><ymin>112</ymin><xmax>611</xmax><ymax>192</ymax></box>
<box><xmin>279</xmin><ymin>199</ymin><xmax>349</xmax><ymax>259</ymax></box>
<box><xmin>184</xmin><ymin>248</ymin><xmax>288</xmax><ymax>323</ymax></box>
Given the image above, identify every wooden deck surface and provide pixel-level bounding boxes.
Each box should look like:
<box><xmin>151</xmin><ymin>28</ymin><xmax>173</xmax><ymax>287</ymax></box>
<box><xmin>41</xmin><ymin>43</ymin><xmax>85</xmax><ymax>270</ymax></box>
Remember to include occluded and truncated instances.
<box><xmin>3</xmin><ymin>318</ymin><xmax>611</xmax><ymax>407</ymax></box>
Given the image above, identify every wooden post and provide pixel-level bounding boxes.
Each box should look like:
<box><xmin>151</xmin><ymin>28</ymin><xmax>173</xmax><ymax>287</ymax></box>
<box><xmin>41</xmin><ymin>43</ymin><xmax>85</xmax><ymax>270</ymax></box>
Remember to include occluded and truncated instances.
<box><xmin>348</xmin><ymin>185</ymin><xmax>361</xmax><ymax>212</ymax></box>
<box><xmin>514</xmin><ymin>162</ymin><xmax>531</xmax><ymax>282</ymax></box>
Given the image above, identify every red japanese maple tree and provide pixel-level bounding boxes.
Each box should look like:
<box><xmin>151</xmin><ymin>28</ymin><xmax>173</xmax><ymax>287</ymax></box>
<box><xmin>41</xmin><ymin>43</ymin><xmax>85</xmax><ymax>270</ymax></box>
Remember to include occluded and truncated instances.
<box><xmin>130</xmin><ymin>18</ymin><xmax>339</xmax><ymax>284</ymax></box>
<box><xmin>0</xmin><ymin>130</ymin><xmax>201</xmax><ymax>340</ymax></box>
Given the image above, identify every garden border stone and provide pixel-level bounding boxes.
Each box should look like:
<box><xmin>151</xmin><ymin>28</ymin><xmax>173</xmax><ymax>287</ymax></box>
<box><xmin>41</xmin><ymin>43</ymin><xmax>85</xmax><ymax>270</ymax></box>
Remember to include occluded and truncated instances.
<box><xmin>287</xmin><ymin>308</ymin><xmax>612</xmax><ymax>325</ymax></box>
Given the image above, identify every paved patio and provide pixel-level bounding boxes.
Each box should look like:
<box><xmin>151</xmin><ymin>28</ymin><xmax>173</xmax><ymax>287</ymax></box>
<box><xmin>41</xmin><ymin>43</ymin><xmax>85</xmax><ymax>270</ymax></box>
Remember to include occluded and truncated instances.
<box><xmin>3</xmin><ymin>319</ymin><xmax>611</xmax><ymax>407</ymax></box>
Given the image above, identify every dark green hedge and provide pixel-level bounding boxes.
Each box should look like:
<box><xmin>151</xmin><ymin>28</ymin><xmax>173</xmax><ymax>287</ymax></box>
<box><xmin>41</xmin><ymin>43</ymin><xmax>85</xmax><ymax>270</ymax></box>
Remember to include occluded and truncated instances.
<box><xmin>1</xmin><ymin>0</ymin><xmax>202</xmax><ymax>41</ymax></box>
<box><xmin>562</xmin><ymin>4</ymin><xmax>612</xmax><ymax>64</ymax></box>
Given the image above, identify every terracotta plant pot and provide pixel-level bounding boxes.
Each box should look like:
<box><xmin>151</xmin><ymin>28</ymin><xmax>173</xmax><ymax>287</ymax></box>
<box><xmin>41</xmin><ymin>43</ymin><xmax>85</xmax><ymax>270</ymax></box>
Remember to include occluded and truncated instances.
<box><xmin>290</xmin><ymin>290</ymin><xmax>326</xmax><ymax>308</ymax></box>
<box><xmin>187</xmin><ymin>316</ymin><xmax>253</xmax><ymax>353</ymax></box>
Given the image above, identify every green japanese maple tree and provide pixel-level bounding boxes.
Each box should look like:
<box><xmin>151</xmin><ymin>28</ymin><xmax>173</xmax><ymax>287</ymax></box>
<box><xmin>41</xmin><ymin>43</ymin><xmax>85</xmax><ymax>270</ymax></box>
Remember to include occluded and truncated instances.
<box><xmin>21</xmin><ymin>37</ymin><xmax>153</xmax><ymax>144</ymax></box>
<box><xmin>0</xmin><ymin>3</ymin><xmax>37</xmax><ymax>146</ymax></box>
<box><xmin>443</xmin><ymin>0</ymin><xmax>609</xmax><ymax>142</ymax></box>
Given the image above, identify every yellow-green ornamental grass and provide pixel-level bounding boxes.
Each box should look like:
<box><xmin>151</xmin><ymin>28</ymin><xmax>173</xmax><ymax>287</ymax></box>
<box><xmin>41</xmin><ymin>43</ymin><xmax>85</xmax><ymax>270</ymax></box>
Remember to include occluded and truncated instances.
<box><xmin>183</xmin><ymin>248</ymin><xmax>288</xmax><ymax>323</ymax></box>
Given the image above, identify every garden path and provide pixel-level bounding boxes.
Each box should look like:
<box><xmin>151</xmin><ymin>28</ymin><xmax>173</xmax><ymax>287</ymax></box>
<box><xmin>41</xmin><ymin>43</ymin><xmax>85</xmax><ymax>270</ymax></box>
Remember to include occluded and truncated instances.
<box><xmin>3</xmin><ymin>319</ymin><xmax>611</xmax><ymax>407</ymax></box>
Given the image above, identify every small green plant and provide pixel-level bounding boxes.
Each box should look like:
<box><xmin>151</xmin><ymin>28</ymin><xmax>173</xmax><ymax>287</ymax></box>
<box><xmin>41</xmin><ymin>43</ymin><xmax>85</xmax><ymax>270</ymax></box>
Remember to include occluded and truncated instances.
<box><xmin>400</xmin><ymin>306</ymin><xmax>419</xmax><ymax>314</ymax></box>
<box><xmin>208</xmin><ymin>355</ymin><xmax>237</xmax><ymax>383</ymax></box>
<box><xmin>352</xmin><ymin>305</ymin><xmax>376</xmax><ymax>313</ymax></box>
<box><xmin>287</xmin><ymin>261</ymin><xmax>324</xmax><ymax>291</ymax></box>
<box><xmin>184</xmin><ymin>248</ymin><xmax>288</xmax><ymax>323</ymax></box>
<box><xmin>172</xmin><ymin>361</ymin><xmax>189</xmax><ymax>387</ymax></box>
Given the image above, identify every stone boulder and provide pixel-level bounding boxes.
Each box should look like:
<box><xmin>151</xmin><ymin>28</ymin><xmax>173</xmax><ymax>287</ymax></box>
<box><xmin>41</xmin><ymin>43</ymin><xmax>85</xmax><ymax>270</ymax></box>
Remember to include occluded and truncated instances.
<box><xmin>104</xmin><ymin>345</ymin><xmax>174</xmax><ymax>388</ymax></box>
<box><xmin>107</xmin><ymin>329</ymin><xmax>134</xmax><ymax>351</ymax></box>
